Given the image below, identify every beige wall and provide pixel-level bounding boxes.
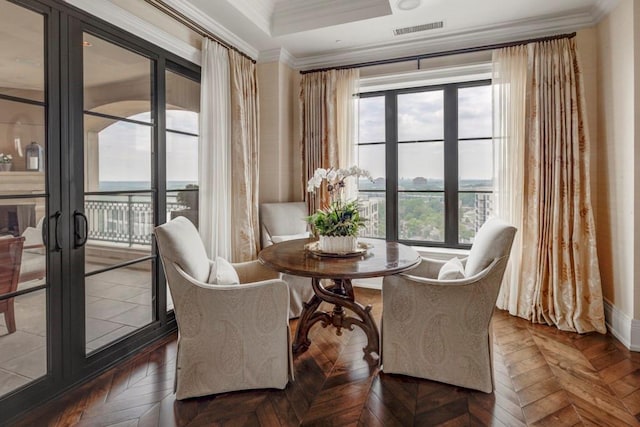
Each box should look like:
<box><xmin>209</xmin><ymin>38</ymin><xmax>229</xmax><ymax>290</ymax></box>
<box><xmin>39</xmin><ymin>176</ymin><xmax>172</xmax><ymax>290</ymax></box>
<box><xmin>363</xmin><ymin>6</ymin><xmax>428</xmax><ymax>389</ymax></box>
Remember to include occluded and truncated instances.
<box><xmin>258</xmin><ymin>60</ymin><xmax>302</xmax><ymax>204</ymax></box>
<box><xmin>596</xmin><ymin>0</ymin><xmax>636</xmax><ymax>318</ymax></box>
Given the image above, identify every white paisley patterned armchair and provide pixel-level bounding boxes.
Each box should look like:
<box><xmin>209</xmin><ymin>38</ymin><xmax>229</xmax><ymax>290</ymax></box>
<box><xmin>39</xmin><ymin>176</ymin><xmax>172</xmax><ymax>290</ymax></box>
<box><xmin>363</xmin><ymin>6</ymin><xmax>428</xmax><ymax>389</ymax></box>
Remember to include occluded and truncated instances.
<box><xmin>155</xmin><ymin>217</ymin><xmax>293</xmax><ymax>400</ymax></box>
<box><xmin>381</xmin><ymin>218</ymin><xmax>517</xmax><ymax>393</ymax></box>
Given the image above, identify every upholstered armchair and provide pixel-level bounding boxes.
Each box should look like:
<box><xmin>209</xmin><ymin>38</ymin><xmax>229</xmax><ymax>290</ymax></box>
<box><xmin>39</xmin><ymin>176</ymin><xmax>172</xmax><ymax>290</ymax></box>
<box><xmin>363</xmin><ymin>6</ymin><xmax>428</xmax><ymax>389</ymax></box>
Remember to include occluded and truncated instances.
<box><xmin>155</xmin><ymin>217</ymin><xmax>293</xmax><ymax>400</ymax></box>
<box><xmin>381</xmin><ymin>218</ymin><xmax>517</xmax><ymax>393</ymax></box>
<box><xmin>19</xmin><ymin>216</ymin><xmax>46</xmax><ymax>283</ymax></box>
<box><xmin>260</xmin><ymin>202</ymin><xmax>314</xmax><ymax>318</ymax></box>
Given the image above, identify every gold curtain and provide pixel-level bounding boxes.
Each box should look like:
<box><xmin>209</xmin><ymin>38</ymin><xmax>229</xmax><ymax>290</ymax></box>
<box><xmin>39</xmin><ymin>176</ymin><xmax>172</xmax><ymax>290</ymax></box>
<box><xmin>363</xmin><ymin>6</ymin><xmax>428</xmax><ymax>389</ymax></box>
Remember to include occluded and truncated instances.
<box><xmin>229</xmin><ymin>51</ymin><xmax>260</xmax><ymax>262</ymax></box>
<box><xmin>300</xmin><ymin>69</ymin><xmax>359</xmax><ymax>213</ymax></box>
<box><xmin>494</xmin><ymin>38</ymin><xmax>606</xmax><ymax>334</ymax></box>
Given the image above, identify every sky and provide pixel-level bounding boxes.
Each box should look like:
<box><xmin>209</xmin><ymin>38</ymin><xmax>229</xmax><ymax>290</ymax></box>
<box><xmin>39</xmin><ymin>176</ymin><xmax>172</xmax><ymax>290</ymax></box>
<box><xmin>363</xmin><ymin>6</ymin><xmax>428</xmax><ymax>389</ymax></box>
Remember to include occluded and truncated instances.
<box><xmin>358</xmin><ymin>85</ymin><xmax>493</xmax><ymax>181</ymax></box>
<box><xmin>98</xmin><ymin>111</ymin><xmax>198</xmax><ymax>182</ymax></box>
<box><xmin>98</xmin><ymin>85</ymin><xmax>492</xmax><ymax>183</ymax></box>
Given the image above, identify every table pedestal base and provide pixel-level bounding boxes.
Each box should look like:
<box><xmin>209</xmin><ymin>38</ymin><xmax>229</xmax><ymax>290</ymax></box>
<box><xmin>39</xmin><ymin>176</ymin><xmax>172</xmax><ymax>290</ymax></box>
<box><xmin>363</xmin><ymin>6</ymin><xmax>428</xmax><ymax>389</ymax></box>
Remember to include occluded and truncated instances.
<box><xmin>292</xmin><ymin>278</ymin><xmax>379</xmax><ymax>358</ymax></box>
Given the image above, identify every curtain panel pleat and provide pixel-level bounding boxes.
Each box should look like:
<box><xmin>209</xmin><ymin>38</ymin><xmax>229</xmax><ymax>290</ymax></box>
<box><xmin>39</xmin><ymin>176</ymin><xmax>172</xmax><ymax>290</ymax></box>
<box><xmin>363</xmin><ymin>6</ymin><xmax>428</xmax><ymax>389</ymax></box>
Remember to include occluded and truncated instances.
<box><xmin>229</xmin><ymin>51</ymin><xmax>260</xmax><ymax>262</ymax></box>
<box><xmin>493</xmin><ymin>38</ymin><xmax>605</xmax><ymax>334</ymax></box>
<box><xmin>300</xmin><ymin>69</ymin><xmax>359</xmax><ymax>213</ymax></box>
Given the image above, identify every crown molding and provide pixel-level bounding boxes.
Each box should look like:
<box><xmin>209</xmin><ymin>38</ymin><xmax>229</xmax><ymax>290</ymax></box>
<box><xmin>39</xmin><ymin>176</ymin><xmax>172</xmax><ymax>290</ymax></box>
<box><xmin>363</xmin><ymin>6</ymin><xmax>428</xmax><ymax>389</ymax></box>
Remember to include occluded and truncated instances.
<box><xmin>258</xmin><ymin>48</ymin><xmax>296</xmax><ymax>68</ymax></box>
<box><xmin>161</xmin><ymin>0</ymin><xmax>259</xmax><ymax>59</ymax></box>
<box><xmin>272</xmin><ymin>0</ymin><xmax>392</xmax><ymax>36</ymax></box>
<box><xmin>65</xmin><ymin>0</ymin><xmax>201</xmax><ymax>65</ymax></box>
<box><xmin>591</xmin><ymin>0</ymin><xmax>620</xmax><ymax>23</ymax></box>
<box><xmin>226</xmin><ymin>0</ymin><xmax>275</xmax><ymax>36</ymax></box>
<box><xmin>292</xmin><ymin>9</ymin><xmax>597</xmax><ymax>70</ymax></box>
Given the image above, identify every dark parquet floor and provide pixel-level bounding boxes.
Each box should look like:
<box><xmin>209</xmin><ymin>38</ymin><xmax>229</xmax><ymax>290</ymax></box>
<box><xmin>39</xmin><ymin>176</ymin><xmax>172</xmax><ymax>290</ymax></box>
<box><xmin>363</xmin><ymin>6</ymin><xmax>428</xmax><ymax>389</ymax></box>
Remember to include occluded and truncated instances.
<box><xmin>12</xmin><ymin>288</ymin><xmax>640</xmax><ymax>426</ymax></box>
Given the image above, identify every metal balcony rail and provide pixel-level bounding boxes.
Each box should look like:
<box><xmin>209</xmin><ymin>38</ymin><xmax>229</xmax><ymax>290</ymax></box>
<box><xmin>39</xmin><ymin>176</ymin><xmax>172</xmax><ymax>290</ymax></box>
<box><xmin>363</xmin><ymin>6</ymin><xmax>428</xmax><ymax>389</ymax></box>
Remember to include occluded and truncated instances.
<box><xmin>85</xmin><ymin>195</ymin><xmax>189</xmax><ymax>246</ymax></box>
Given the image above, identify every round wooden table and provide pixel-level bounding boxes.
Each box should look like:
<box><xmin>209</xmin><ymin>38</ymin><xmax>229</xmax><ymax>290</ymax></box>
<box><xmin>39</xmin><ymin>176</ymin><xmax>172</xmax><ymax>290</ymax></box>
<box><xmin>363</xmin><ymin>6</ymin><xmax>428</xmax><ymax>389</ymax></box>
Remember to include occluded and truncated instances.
<box><xmin>259</xmin><ymin>238</ymin><xmax>420</xmax><ymax>358</ymax></box>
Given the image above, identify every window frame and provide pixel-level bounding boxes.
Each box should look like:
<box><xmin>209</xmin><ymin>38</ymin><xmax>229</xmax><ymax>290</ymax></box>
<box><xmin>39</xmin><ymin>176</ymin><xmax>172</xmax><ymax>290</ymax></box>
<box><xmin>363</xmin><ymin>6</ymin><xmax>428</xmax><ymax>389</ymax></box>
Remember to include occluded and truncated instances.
<box><xmin>358</xmin><ymin>78</ymin><xmax>492</xmax><ymax>249</ymax></box>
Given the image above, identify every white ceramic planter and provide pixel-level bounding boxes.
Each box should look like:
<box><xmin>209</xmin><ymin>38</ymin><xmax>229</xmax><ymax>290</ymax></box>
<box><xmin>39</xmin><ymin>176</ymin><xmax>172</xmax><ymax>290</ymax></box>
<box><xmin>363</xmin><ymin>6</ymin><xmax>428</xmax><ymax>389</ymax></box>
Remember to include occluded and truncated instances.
<box><xmin>318</xmin><ymin>235</ymin><xmax>357</xmax><ymax>253</ymax></box>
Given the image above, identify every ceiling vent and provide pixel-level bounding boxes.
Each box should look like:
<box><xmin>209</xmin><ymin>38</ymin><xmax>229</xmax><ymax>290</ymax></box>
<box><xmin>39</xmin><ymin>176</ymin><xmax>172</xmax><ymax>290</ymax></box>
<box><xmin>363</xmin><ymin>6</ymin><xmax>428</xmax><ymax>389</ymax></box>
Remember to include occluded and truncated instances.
<box><xmin>393</xmin><ymin>21</ymin><xmax>443</xmax><ymax>36</ymax></box>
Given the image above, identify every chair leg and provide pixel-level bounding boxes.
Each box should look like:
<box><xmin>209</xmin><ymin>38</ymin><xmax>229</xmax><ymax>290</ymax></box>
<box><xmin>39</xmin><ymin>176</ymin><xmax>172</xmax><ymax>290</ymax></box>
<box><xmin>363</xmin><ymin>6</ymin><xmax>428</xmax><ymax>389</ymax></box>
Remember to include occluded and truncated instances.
<box><xmin>5</xmin><ymin>299</ymin><xmax>16</xmax><ymax>334</ymax></box>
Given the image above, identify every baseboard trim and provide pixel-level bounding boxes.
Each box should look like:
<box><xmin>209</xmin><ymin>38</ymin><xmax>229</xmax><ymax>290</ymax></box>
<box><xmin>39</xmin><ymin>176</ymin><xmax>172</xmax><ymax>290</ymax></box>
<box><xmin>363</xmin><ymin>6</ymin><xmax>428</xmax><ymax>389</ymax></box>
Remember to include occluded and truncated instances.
<box><xmin>604</xmin><ymin>300</ymin><xmax>640</xmax><ymax>352</ymax></box>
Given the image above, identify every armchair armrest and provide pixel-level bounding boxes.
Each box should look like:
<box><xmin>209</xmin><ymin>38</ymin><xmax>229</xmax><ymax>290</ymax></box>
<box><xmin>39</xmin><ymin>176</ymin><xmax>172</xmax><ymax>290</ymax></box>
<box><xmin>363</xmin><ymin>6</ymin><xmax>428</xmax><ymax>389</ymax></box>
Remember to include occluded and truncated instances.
<box><xmin>398</xmin><ymin>257</ymin><xmax>502</xmax><ymax>287</ymax></box>
<box><xmin>406</xmin><ymin>256</ymin><xmax>468</xmax><ymax>279</ymax></box>
<box><xmin>233</xmin><ymin>260</ymin><xmax>279</xmax><ymax>284</ymax></box>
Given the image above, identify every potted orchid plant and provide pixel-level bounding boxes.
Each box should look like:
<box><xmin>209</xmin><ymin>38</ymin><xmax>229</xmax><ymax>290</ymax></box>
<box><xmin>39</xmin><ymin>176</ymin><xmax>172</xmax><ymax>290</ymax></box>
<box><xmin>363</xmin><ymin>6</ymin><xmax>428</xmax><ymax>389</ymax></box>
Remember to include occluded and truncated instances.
<box><xmin>306</xmin><ymin>165</ymin><xmax>371</xmax><ymax>253</ymax></box>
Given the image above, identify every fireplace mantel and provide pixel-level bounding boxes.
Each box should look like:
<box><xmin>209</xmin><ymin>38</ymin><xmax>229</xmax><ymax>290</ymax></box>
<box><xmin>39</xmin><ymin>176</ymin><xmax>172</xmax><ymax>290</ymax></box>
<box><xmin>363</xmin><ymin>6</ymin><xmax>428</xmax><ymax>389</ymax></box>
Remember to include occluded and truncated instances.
<box><xmin>0</xmin><ymin>171</ymin><xmax>45</xmax><ymax>195</ymax></box>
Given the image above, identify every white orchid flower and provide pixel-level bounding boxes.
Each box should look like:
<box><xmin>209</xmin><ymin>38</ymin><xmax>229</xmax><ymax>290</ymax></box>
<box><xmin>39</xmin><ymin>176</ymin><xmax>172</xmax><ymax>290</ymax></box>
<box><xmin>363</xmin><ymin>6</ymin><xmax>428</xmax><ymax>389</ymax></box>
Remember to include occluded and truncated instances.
<box><xmin>314</xmin><ymin>168</ymin><xmax>327</xmax><ymax>179</ymax></box>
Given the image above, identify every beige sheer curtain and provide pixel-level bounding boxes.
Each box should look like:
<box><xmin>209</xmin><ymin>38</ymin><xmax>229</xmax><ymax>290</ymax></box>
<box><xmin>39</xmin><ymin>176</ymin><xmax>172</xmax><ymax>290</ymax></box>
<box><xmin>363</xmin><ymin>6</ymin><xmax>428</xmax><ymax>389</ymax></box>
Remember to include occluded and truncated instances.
<box><xmin>300</xmin><ymin>69</ymin><xmax>359</xmax><ymax>212</ymax></box>
<box><xmin>229</xmin><ymin>51</ymin><xmax>260</xmax><ymax>262</ymax></box>
<box><xmin>199</xmin><ymin>38</ymin><xmax>231</xmax><ymax>259</ymax></box>
<box><xmin>493</xmin><ymin>37</ymin><xmax>606</xmax><ymax>334</ymax></box>
<box><xmin>493</xmin><ymin>45</ymin><xmax>527</xmax><ymax>322</ymax></box>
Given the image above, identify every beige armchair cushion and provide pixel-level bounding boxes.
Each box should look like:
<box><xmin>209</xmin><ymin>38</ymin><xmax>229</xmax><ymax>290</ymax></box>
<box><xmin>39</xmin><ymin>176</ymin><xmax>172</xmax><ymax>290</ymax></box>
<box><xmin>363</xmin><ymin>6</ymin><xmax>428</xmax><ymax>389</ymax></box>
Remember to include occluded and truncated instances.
<box><xmin>155</xmin><ymin>216</ymin><xmax>210</xmax><ymax>283</ymax></box>
<box><xmin>155</xmin><ymin>217</ymin><xmax>293</xmax><ymax>400</ymax></box>
<box><xmin>437</xmin><ymin>257</ymin><xmax>465</xmax><ymax>280</ymax></box>
<box><xmin>260</xmin><ymin>202</ymin><xmax>308</xmax><ymax>248</ymax></box>
<box><xmin>208</xmin><ymin>256</ymin><xmax>240</xmax><ymax>285</ymax></box>
<box><xmin>465</xmin><ymin>218</ymin><xmax>517</xmax><ymax>276</ymax></box>
<box><xmin>382</xmin><ymin>218</ymin><xmax>517</xmax><ymax>393</ymax></box>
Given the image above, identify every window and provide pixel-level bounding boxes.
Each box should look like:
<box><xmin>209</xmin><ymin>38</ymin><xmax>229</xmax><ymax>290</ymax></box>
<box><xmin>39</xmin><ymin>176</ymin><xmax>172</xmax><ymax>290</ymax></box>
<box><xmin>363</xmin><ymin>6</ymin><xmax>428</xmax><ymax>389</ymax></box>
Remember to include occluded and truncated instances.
<box><xmin>357</xmin><ymin>80</ymin><xmax>493</xmax><ymax>248</ymax></box>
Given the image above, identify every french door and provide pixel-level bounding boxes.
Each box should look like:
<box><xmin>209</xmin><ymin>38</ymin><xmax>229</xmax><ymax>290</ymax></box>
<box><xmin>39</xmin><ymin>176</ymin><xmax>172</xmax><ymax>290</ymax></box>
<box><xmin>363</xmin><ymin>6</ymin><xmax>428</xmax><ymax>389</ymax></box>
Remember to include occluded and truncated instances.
<box><xmin>0</xmin><ymin>0</ymin><xmax>199</xmax><ymax>419</ymax></box>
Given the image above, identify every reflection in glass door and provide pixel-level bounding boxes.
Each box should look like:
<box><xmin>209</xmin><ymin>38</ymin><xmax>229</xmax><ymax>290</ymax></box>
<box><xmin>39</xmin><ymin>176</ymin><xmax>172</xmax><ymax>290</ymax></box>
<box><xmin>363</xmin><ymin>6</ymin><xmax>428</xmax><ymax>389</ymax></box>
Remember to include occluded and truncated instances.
<box><xmin>80</xmin><ymin>33</ymin><xmax>155</xmax><ymax>354</ymax></box>
<box><xmin>165</xmin><ymin>69</ymin><xmax>200</xmax><ymax>312</ymax></box>
<box><xmin>0</xmin><ymin>0</ymin><xmax>49</xmax><ymax>399</ymax></box>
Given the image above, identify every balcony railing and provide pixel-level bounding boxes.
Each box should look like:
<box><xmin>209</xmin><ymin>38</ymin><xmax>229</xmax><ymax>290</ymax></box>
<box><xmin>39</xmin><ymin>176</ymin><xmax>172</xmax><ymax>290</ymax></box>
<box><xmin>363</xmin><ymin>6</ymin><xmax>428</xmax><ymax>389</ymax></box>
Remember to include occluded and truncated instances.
<box><xmin>85</xmin><ymin>195</ymin><xmax>189</xmax><ymax>246</ymax></box>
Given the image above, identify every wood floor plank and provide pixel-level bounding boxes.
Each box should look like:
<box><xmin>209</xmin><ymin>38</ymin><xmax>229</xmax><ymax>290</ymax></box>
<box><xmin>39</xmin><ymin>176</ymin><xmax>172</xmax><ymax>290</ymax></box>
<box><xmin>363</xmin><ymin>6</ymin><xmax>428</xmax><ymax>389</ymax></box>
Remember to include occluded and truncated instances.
<box><xmin>522</xmin><ymin>390</ymin><xmax>572</xmax><ymax>425</ymax></box>
<box><xmin>529</xmin><ymin>404</ymin><xmax>582</xmax><ymax>427</ymax></box>
<box><xmin>11</xmin><ymin>288</ymin><xmax>640</xmax><ymax>427</ymax></box>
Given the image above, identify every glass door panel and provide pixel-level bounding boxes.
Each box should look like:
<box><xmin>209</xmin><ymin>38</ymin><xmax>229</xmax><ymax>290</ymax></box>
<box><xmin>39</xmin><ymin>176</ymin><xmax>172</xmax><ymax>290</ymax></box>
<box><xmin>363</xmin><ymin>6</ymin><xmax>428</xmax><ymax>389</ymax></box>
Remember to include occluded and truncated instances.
<box><xmin>0</xmin><ymin>0</ymin><xmax>48</xmax><ymax>399</ymax></box>
<box><xmin>81</xmin><ymin>31</ymin><xmax>154</xmax><ymax>355</ymax></box>
<box><xmin>165</xmin><ymin>69</ymin><xmax>200</xmax><ymax>312</ymax></box>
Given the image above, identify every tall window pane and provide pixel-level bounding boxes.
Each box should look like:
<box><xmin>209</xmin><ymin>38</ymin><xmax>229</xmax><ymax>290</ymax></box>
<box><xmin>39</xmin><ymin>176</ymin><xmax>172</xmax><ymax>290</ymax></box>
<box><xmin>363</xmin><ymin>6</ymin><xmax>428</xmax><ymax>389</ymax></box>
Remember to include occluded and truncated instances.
<box><xmin>458</xmin><ymin>84</ymin><xmax>493</xmax><ymax>243</ymax></box>
<box><xmin>0</xmin><ymin>0</ymin><xmax>47</xmax><ymax>398</ymax></box>
<box><xmin>358</xmin><ymin>96</ymin><xmax>385</xmax><ymax>143</ymax></box>
<box><xmin>82</xmin><ymin>32</ymin><xmax>154</xmax><ymax>354</ymax></box>
<box><xmin>397</xmin><ymin>90</ymin><xmax>443</xmax><ymax>141</ymax></box>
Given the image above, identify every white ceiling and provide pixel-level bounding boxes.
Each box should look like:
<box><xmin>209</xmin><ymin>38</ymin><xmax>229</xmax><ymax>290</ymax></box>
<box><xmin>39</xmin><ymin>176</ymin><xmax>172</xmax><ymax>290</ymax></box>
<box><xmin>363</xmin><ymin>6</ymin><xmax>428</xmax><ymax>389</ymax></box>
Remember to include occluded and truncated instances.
<box><xmin>163</xmin><ymin>0</ymin><xmax>618</xmax><ymax>69</ymax></box>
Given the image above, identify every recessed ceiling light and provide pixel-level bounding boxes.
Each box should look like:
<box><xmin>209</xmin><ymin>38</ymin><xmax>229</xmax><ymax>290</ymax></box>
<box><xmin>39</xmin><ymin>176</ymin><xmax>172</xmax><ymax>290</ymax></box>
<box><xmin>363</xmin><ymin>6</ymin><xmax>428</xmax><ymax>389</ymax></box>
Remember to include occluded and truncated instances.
<box><xmin>397</xmin><ymin>0</ymin><xmax>421</xmax><ymax>10</ymax></box>
<box><xmin>82</xmin><ymin>41</ymin><xmax>92</xmax><ymax>47</ymax></box>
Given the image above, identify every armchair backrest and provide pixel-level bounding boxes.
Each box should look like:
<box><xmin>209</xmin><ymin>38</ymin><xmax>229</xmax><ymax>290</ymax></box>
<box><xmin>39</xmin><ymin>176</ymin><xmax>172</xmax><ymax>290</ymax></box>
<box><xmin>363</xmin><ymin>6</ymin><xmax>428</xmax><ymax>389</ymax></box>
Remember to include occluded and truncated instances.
<box><xmin>260</xmin><ymin>202</ymin><xmax>308</xmax><ymax>248</ymax></box>
<box><xmin>154</xmin><ymin>216</ymin><xmax>210</xmax><ymax>283</ymax></box>
<box><xmin>465</xmin><ymin>218</ymin><xmax>517</xmax><ymax>277</ymax></box>
<box><xmin>0</xmin><ymin>236</ymin><xmax>24</xmax><ymax>296</ymax></box>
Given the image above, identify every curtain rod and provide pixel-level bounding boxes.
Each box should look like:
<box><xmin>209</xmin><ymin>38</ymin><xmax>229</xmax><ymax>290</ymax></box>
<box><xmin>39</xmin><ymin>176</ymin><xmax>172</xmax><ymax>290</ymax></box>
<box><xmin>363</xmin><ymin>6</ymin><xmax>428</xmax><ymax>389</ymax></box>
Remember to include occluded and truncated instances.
<box><xmin>301</xmin><ymin>32</ymin><xmax>576</xmax><ymax>74</ymax></box>
<box><xmin>143</xmin><ymin>0</ymin><xmax>256</xmax><ymax>63</ymax></box>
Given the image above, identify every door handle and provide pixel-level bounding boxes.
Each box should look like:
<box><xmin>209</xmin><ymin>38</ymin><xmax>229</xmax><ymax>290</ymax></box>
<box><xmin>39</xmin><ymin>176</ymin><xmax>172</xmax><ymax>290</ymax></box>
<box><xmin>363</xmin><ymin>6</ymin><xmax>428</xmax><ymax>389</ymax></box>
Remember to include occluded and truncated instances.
<box><xmin>43</xmin><ymin>211</ymin><xmax>62</xmax><ymax>252</ymax></box>
<box><xmin>53</xmin><ymin>211</ymin><xmax>62</xmax><ymax>252</ymax></box>
<box><xmin>73</xmin><ymin>210</ymin><xmax>88</xmax><ymax>248</ymax></box>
